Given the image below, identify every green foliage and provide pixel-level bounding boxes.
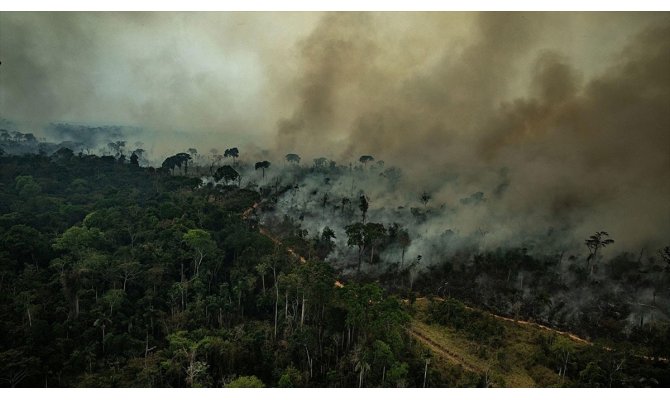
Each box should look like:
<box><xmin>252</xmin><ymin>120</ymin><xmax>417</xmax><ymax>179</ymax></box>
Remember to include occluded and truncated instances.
<box><xmin>278</xmin><ymin>366</ymin><xmax>303</xmax><ymax>387</ymax></box>
<box><xmin>54</xmin><ymin>226</ymin><xmax>105</xmax><ymax>253</ymax></box>
<box><xmin>428</xmin><ymin>298</ymin><xmax>504</xmax><ymax>348</ymax></box>
<box><xmin>385</xmin><ymin>362</ymin><xmax>409</xmax><ymax>387</ymax></box>
<box><xmin>579</xmin><ymin>361</ymin><xmax>606</xmax><ymax>387</ymax></box>
<box><xmin>213</xmin><ymin>165</ymin><xmax>239</xmax><ymax>185</ymax></box>
<box><xmin>15</xmin><ymin>175</ymin><xmax>41</xmax><ymax>197</ymax></box>
<box><xmin>0</xmin><ymin>154</ymin><xmax>428</xmax><ymax>388</ymax></box>
<box><xmin>225</xmin><ymin>375</ymin><xmax>265</xmax><ymax>388</ymax></box>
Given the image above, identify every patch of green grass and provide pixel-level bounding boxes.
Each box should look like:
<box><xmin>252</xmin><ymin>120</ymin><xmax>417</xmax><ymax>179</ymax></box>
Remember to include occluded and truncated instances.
<box><xmin>409</xmin><ymin>297</ymin><xmax>589</xmax><ymax>387</ymax></box>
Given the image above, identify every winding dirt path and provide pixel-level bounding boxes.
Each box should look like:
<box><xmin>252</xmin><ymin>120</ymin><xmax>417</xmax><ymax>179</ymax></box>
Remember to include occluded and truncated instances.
<box><xmin>480</xmin><ymin>310</ymin><xmax>591</xmax><ymax>345</ymax></box>
<box><xmin>241</xmin><ymin>200</ymin><xmax>667</xmax><ymax>363</ymax></box>
<box><xmin>243</xmin><ymin>201</ymin><xmax>308</xmax><ymax>264</ymax></box>
<box><xmin>414</xmin><ymin>297</ymin><xmax>592</xmax><ymax>345</ymax></box>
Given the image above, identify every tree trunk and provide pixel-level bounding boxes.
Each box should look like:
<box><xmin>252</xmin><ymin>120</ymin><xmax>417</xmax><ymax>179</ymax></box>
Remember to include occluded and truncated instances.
<box><xmin>305</xmin><ymin>345</ymin><xmax>313</xmax><ymax>378</ymax></box>
<box><xmin>274</xmin><ymin>269</ymin><xmax>279</xmax><ymax>339</ymax></box>
<box><xmin>301</xmin><ymin>294</ymin><xmax>306</xmax><ymax>327</ymax></box>
<box><xmin>561</xmin><ymin>351</ymin><xmax>569</xmax><ymax>383</ymax></box>
<box><xmin>588</xmin><ymin>248</ymin><xmax>599</xmax><ymax>276</ymax></box>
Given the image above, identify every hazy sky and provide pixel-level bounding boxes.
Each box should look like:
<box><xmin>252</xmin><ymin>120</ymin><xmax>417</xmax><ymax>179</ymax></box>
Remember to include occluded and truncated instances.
<box><xmin>0</xmin><ymin>13</ymin><xmax>665</xmax><ymax>151</ymax></box>
<box><xmin>1</xmin><ymin>12</ymin><xmax>669</xmax><ymax>249</ymax></box>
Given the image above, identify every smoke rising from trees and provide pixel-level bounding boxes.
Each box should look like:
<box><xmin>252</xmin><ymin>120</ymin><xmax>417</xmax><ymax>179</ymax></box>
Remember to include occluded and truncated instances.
<box><xmin>272</xmin><ymin>12</ymin><xmax>670</xmax><ymax>252</ymax></box>
<box><xmin>1</xmin><ymin>12</ymin><xmax>669</xmax><ymax>250</ymax></box>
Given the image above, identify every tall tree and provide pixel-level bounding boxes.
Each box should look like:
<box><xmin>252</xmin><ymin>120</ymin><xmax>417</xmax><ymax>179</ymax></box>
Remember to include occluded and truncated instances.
<box><xmin>183</xmin><ymin>229</ymin><xmax>216</xmax><ymax>277</ymax></box>
<box><xmin>162</xmin><ymin>153</ymin><xmax>192</xmax><ymax>175</ymax></box>
<box><xmin>364</xmin><ymin>223</ymin><xmax>387</xmax><ymax>264</ymax></box>
<box><xmin>585</xmin><ymin>231</ymin><xmax>614</xmax><ymax>275</ymax></box>
<box><xmin>285</xmin><ymin>153</ymin><xmax>301</xmax><ymax>164</ymax></box>
<box><xmin>359</xmin><ymin>155</ymin><xmax>374</xmax><ymax>166</ymax></box>
<box><xmin>313</xmin><ymin>157</ymin><xmax>328</xmax><ymax>169</ymax></box>
<box><xmin>396</xmin><ymin>227</ymin><xmax>411</xmax><ymax>269</ymax></box>
<box><xmin>255</xmin><ymin>160</ymin><xmax>271</xmax><ymax>180</ymax></box>
<box><xmin>345</xmin><ymin>223</ymin><xmax>366</xmax><ymax>271</ymax></box>
<box><xmin>341</xmin><ymin>197</ymin><xmax>350</xmax><ymax>216</ymax></box>
<box><xmin>214</xmin><ymin>165</ymin><xmax>240</xmax><ymax>186</ymax></box>
<box><xmin>359</xmin><ymin>194</ymin><xmax>369</xmax><ymax>223</ymax></box>
<box><xmin>175</xmin><ymin>152</ymin><xmax>192</xmax><ymax>175</ymax></box>
<box><xmin>224</xmin><ymin>147</ymin><xmax>239</xmax><ymax>165</ymax></box>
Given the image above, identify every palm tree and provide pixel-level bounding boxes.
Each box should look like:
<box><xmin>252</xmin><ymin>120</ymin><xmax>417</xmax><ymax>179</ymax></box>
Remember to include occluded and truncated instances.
<box><xmin>94</xmin><ymin>317</ymin><xmax>112</xmax><ymax>353</ymax></box>
<box><xmin>585</xmin><ymin>231</ymin><xmax>614</xmax><ymax>275</ymax></box>
<box><xmin>352</xmin><ymin>347</ymin><xmax>370</xmax><ymax>388</ymax></box>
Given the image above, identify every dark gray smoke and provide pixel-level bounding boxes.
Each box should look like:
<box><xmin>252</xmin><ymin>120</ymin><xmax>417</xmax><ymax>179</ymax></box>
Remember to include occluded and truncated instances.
<box><xmin>272</xmin><ymin>12</ymin><xmax>670</xmax><ymax>252</ymax></box>
<box><xmin>1</xmin><ymin>12</ymin><xmax>668</xmax><ymax>250</ymax></box>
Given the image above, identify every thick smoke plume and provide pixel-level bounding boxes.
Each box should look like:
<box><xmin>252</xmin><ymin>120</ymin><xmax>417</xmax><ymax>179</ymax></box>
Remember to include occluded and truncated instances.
<box><xmin>273</xmin><ymin>12</ymin><xmax>670</xmax><ymax>252</ymax></box>
<box><xmin>1</xmin><ymin>12</ymin><xmax>669</xmax><ymax>250</ymax></box>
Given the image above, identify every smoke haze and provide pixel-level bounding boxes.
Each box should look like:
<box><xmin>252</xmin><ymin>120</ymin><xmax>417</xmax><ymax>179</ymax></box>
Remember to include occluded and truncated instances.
<box><xmin>1</xmin><ymin>12</ymin><xmax>669</xmax><ymax>250</ymax></box>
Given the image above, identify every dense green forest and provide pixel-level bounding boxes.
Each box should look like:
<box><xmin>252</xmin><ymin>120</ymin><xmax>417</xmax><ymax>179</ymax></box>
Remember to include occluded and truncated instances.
<box><xmin>0</xmin><ymin>151</ymin><xmax>425</xmax><ymax>387</ymax></box>
<box><xmin>0</xmin><ymin>150</ymin><xmax>668</xmax><ymax>387</ymax></box>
